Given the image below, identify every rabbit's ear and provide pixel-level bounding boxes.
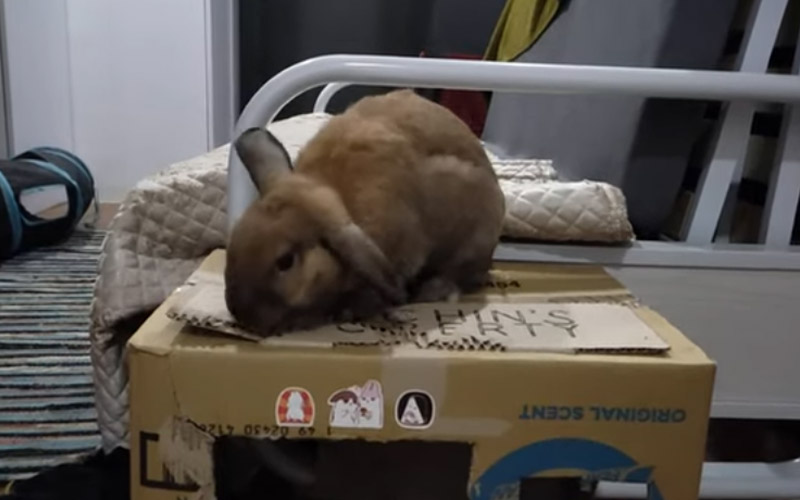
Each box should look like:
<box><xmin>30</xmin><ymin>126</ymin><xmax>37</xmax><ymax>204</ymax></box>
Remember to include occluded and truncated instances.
<box><xmin>234</xmin><ymin>127</ymin><xmax>292</xmax><ymax>195</ymax></box>
<box><xmin>323</xmin><ymin>223</ymin><xmax>407</xmax><ymax>305</ymax></box>
<box><xmin>291</xmin><ymin>181</ymin><xmax>407</xmax><ymax>306</ymax></box>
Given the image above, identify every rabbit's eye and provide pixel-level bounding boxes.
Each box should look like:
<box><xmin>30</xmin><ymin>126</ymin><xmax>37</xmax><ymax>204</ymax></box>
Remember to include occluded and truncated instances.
<box><xmin>276</xmin><ymin>252</ymin><xmax>295</xmax><ymax>271</ymax></box>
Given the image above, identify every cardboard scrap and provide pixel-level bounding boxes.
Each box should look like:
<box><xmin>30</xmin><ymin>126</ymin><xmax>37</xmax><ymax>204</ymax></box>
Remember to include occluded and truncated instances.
<box><xmin>167</xmin><ymin>280</ymin><xmax>388</xmax><ymax>347</ymax></box>
<box><xmin>389</xmin><ymin>302</ymin><xmax>668</xmax><ymax>353</ymax></box>
<box><xmin>166</xmin><ymin>269</ymin><xmax>668</xmax><ymax>354</ymax></box>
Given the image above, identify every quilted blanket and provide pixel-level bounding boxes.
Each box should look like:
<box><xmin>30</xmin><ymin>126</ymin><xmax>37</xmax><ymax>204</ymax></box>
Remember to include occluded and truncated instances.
<box><xmin>90</xmin><ymin>112</ymin><xmax>633</xmax><ymax>451</ymax></box>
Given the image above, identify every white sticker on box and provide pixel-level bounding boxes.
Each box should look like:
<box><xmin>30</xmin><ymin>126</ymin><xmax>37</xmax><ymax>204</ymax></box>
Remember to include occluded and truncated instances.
<box><xmin>327</xmin><ymin>379</ymin><xmax>384</xmax><ymax>429</ymax></box>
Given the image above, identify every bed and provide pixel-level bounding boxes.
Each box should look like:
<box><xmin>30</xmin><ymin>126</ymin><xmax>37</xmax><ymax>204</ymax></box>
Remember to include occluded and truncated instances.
<box><xmin>91</xmin><ymin>49</ymin><xmax>800</xmax><ymax>500</ymax></box>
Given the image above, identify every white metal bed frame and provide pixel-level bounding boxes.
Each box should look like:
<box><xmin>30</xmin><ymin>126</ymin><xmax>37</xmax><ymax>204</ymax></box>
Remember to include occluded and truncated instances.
<box><xmin>225</xmin><ymin>51</ymin><xmax>800</xmax><ymax>499</ymax></box>
<box><xmin>227</xmin><ymin>55</ymin><xmax>800</xmax><ymax>272</ymax></box>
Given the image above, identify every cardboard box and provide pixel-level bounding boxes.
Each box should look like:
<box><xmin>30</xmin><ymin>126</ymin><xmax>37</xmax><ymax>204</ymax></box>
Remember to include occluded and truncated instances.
<box><xmin>128</xmin><ymin>251</ymin><xmax>715</xmax><ymax>500</ymax></box>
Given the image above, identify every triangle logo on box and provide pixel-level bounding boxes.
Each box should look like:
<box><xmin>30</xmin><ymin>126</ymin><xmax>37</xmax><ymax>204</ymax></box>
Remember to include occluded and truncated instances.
<box><xmin>395</xmin><ymin>390</ymin><xmax>435</xmax><ymax>430</ymax></box>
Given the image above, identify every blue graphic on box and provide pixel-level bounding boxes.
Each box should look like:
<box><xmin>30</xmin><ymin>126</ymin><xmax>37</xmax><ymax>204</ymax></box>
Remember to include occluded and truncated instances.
<box><xmin>470</xmin><ymin>438</ymin><xmax>664</xmax><ymax>500</ymax></box>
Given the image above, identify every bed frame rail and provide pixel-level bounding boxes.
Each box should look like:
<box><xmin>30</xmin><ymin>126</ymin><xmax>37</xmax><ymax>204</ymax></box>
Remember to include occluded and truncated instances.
<box><xmin>228</xmin><ymin>54</ymin><xmax>800</xmax><ymax>271</ymax></box>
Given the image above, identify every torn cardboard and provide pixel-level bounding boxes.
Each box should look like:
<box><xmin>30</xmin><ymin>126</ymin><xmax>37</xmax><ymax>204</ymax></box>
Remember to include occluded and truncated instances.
<box><xmin>157</xmin><ymin>416</ymin><xmax>215</xmax><ymax>500</ymax></box>
<box><xmin>129</xmin><ymin>250</ymin><xmax>714</xmax><ymax>500</ymax></box>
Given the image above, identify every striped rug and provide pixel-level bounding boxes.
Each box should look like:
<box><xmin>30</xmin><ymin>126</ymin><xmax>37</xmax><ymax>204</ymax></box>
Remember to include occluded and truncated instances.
<box><xmin>0</xmin><ymin>230</ymin><xmax>105</xmax><ymax>481</ymax></box>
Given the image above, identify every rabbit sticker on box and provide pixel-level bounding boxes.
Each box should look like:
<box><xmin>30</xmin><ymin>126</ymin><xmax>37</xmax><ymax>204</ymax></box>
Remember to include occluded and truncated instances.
<box><xmin>327</xmin><ymin>379</ymin><xmax>384</xmax><ymax>429</ymax></box>
<box><xmin>225</xmin><ymin>89</ymin><xmax>505</xmax><ymax>336</ymax></box>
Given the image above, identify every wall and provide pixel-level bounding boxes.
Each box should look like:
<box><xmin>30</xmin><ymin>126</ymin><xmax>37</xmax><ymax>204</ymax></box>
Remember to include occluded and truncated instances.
<box><xmin>482</xmin><ymin>0</ymin><xmax>737</xmax><ymax>238</ymax></box>
<box><xmin>2</xmin><ymin>1</ymin><xmax>74</xmax><ymax>153</ymax></box>
<box><xmin>237</xmin><ymin>0</ymin><xmax>504</xmax><ymax>119</ymax></box>
<box><xmin>2</xmin><ymin>0</ymin><xmax>234</xmax><ymax>202</ymax></box>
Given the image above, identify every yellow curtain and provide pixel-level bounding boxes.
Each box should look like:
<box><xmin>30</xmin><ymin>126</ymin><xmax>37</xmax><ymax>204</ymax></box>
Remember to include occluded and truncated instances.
<box><xmin>484</xmin><ymin>0</ymin><xmax>561</xmax><ymax>62</ymax></box>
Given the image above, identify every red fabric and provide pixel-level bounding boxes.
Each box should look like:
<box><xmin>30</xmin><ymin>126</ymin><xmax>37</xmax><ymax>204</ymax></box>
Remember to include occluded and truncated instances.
<box><xmin>420</xmin><ymin>52</ymin><xmax>489</xmax><ymax>136</ymax></box>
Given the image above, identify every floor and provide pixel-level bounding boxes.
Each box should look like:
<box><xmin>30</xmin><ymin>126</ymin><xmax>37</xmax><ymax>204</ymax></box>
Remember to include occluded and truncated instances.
<box><xmin>37</xmin><ymin>202</ymin><xmax>119</xmax><ymax>230</ymax></box>
<box><xmin>0</xmin><ymin>203</ymin><xmax>120</xmax><ymax>496</ymax></box>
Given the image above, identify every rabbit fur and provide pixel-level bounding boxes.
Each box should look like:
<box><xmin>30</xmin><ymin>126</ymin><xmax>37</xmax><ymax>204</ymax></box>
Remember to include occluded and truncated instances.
<box><xmin>225</xmin><ymin>89</ymin><xmax>505</xmax><ymax>336</ymax></box>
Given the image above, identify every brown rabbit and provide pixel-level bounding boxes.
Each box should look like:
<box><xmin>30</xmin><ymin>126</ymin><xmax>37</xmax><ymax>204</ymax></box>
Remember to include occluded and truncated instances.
<box><xmin>225</xmin><ymin>89</ymin><xmax>505</xmax><ymax>335</ymax></box>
